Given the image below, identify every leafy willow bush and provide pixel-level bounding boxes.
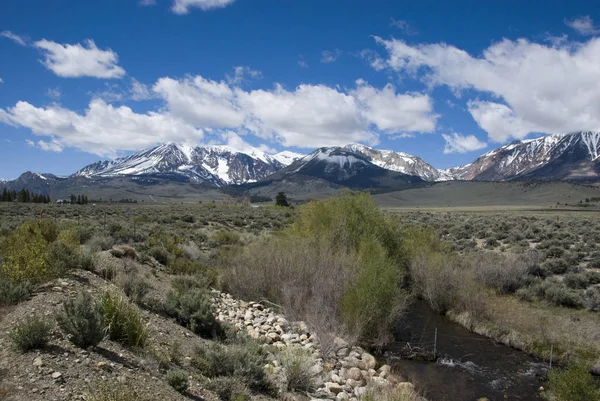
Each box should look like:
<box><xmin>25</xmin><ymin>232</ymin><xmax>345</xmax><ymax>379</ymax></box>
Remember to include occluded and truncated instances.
<box><xmin>0</xmin><ymin>221</ymin><xmax>83</xmax><ymax>284</ymax></box>
<box><xmin>57</xmin><ymin>292</ymin><xmax>105</xmax><ymax>348</ymax></box>
<box><xmin>548</xmin><ymin>364</ymin><xmax>600</xmax><ymax>401</ymax></box>
<box><xmin>224</xmin><ymin>193</ymin><xmax>411</xmax><ymax>349</ymax></box>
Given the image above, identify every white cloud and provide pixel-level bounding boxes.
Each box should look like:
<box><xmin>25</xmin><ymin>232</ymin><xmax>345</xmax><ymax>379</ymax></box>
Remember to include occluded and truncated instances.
<box><xmin>26</xmin><ymin>139</ymin><xmax>63</xmax><ymax>152</ymax></box>
<box><xmin>226</xmin><ymin>66</ymin><xmax>262</xmax><ymax>85</ymax></box>
<box><xmin>0</xmin><ymin>78</ymin><xmax>3</xmax><ymax>84</ymax></box>
<box><xmin>442</xmin><ymin>132</ymin><xmax>487</xmax><ymax>154</ymax></box>
<box><xmin>565</xmin><ymin>16</ymin><xmax>600</xmax><ymax>36</ymax></box>
<box><xmin>130</xmin><ymin>79</ymin><xmax>153</xmax><ymax>100</ymax></box>
<box><xmin>33</xmin><ymin>39</ymin><xmax>125</xmax><ymax>79</ymax></box>
<box><xmin>390</xmin><ymin>19</ymin><xmax>417</xmax><ymax>36</ymax></box>
<box><xmin>171</xmin><ymin>0</ymin><xmax>235</xmax><ymax>14</ymax></box>
<box><xmin>1</xmin><ymin>74</ymin><xmax>437</xmax><ymax>154</ymax></box>
<box><xmin>0</xmin><ymin>31</ymin><xmax>27</xmax><ymax>46</ymax></box>
<box><xmin>153</xmin><ymin>75</ymin><xmax>245</xmax><ymax>128</ymax></box>
<box><xmin>238</xmin><ymin>83</ymin><xmax>376</xmax><ymax>147</ymax></box>
<box><xmin>374</xmin><ymin>36</ymin><xmax>600</xmax><ymax>142</ymax></box>
<box><xmin>351</xmin><ymin>79</ymin><xmax>437</xmax><ymax>133</ymax></box>
<box><xmin>321</xmin><ymin>49</ymin><xmax>342</xmax><ymax>64</ymax></box>
<box><xmin>139</xmin><ymin>0</ymin><xmax>157</xmax><ymax>5</ymax></box>
<box><xmin>1</xmin><ymin>99</ymin><xmax>203</xmax><ymax>157</ymax></box>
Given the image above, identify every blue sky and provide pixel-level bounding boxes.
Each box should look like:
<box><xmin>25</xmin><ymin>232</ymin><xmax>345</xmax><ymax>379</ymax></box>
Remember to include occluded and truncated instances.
<box><xmin>1</xmin><ymin>0</ymin><xmax>600</xmax><ymax>179</ymax></box>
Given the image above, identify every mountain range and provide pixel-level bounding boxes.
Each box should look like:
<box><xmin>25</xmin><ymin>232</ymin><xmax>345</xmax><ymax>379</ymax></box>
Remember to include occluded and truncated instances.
<box><xmin>2</xmin><ymin>131</ymin><xmax>600</xmax><ymax>200</ymax></box>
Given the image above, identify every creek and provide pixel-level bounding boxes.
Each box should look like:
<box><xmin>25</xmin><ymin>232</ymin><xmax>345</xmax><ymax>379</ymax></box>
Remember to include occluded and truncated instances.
<box><xmin>384</xmin><ymin>300</ymin><xmax>548</xmax><ymax>401</ymax></box>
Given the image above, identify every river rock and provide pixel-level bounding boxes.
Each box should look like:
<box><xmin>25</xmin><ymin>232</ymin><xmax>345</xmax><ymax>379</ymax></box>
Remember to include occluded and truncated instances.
<box><xmin>362</xmin><ymin>353</ymin><xmax>377</xmax><ymax>370</ymax></box>
<box><xmin>345</xmin><ymin>367</ymin><xmax>362</xmax><ymax>381</ymax></box>
<box><xmin>336</xmin><ymin>392</ymin><xmax>350</xmax><ymax>400</ymax></box>
<box><xmin>325</xmin><ymin>382</ymin><xmax>344</xmax><ymax>394</ymax></box>
<box><xmin>592</xmin><ymin>363</ymin><xmax>600</xmax><ymax>376</ymax></box>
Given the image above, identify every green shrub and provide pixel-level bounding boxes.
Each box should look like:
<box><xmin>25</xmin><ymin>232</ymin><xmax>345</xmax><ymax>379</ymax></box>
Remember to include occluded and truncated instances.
<box><xmin>121</xmin><ymin>274</ymin><xmax>150</xmax><ymax>305</ymax></box>
<box><xmin>87</xmin><ymin>235</ymin><xmax>114</xmax><ymax>252</ymax></box>
<box><xmin>57</xmin><ymin>292</ymin><xmax>105</xmax><ymax>348</ymax></box>
<box><xmin>192</xmin><ymin>341</ymin><xmax>270</xmax><ymax>392</ymax></box>
<box><xmin>565</xmin><ymin>273</ymin><xmax>591</xmax><ymax>290</ymax></box>
<box><xmin>100</xmin><ymin>290</ymin><xmax>148</xmax><ymax>348</ymax></box>
<box><xmin>148</xmin><ymin>246</ymin><xmax>170</xmax><ymax>265</ymax></box>
<box><xmin>548</xmin><ymin>363</ymin><xmax>600</xmax><ymax>401</ymax></box>
<box><xmin>11</xmin><ymin>315</ymin><xmax>51</xmax><ymax>352</ymax></box>
<box><xmin>167</xmin><ymin>257</ymin><xmax>206</xmax><ymax>276</ymax></box>
<box><xmin>1</xmin><ymin>221</ymin><xmax>52</xmax><ymax>283</ymax></box>
<box><xmin>211</xmin><ymin>230</ymin><xmax>241</xmax><ymax>246</ymax></box>
<box><xmin>279</xmin><ymin>348</ymin><xmax>318</xmax><ymax>392</ymax></box>
<box><xmin>585</xmin><ymin>287</ymin><xmax>600</xmax><ymax>311</ymax></box>
<box><xmin>0</xmin><ymin>280</ymin><xmax>31</xmax><ymax>305</ymax></box>
<box><xmin>166</xmin><ymin>369</ymin><xmax>188</xmax><ymax>394</ymax></box>
<box><xmin>205</xmin><ymin>377</ymin><xmax>251</xmax><ymax>401</ymax></box>
<box><xmin>163</xmin><ymin>286</ymin><xmax>223</xmax><ymax>339</ymax></box>
<box><xmin>544</xmin><ymin>283</ymin><xmax>585</xmax><ymax>308</ymax></box>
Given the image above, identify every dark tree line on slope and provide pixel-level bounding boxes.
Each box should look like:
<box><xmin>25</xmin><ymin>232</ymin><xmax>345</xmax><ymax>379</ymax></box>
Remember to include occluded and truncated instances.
<box><xmin>69</xmin><ymin>194</ymin><xmax>89</xmax><ymax>205</ymax></box>
<box><xmin>0</xmin><ymin>188</ymin><xmax>50</xmax><ymax>203</ymax></box>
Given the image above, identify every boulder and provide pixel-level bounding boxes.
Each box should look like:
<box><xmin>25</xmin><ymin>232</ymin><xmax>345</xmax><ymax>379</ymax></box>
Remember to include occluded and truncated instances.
<box><xmin>592</xmin><ymin>363</ymin><xmax>600</xmax><ymax>376</ymax></box>
<box><xmin>345</xmin><ymin>367</ymin><xmax>362</xmax><ymax>381</ymax></box>
<box><xmin>362</xmin><ymin>353</ymin><xmax>377</xmax><ymax>370</ymax></box>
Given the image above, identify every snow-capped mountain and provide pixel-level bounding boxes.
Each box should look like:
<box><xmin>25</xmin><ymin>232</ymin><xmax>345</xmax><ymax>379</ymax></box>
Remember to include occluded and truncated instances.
<box><xmin>343</xmin><ymin>143</ymin><xmax>445</xmax><ymax>181</ymax></box>
<box><xmin>271</xmin><ymin>151</ymin><xmax>304</xmax><ymax>166</ymax></box>
<box><xmin>447</xmin><ymin>131</ymin><xmax>600</xmax><ymax>181</ymax></box>
<box><xmin>74</xmin><ymin>143</ymin><xmax>288</xmax><ymax>186</ymax></box>
<box><xmin>264</xmin><ymin>146</ymin><xmax>425</xmax><ymax>190</ymax></box>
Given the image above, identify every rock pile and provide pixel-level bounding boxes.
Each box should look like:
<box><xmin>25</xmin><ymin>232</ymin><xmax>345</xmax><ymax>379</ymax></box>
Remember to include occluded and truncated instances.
<box><xmin>212</xmin><ymin>291</ymin><xmax>419</xmax><ymax>400</ymax></box>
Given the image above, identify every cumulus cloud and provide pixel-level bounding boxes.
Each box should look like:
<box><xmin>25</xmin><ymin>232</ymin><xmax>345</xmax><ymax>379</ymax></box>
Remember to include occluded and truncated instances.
<box><xmin>321</xmin><ymin>49</ymin><xmax>342</xmax><ymax>64</ymax></box>
<box><xmin>153</xmin><ymin>75</ymin><xmax>245</xmax><ymax>128</ymax></box>
<box><xmin>171</xmin><ymin>0</ymin><xmax>235</xmax><ymax>14</ymax></box>
<box><xmin>0</xmin><ymin>31</ymin><xmax>27</xmax><ymax>46</ymax></box>
<box><xmin>33</xmin><ymin>39</ymin><xmax>125</xmax><ymax>79</ymax></box>
<box><xmin>0</xmin><ymin>78</ymin><xmax>3</xmax><ymax>84</ymax></box>
<box><xmin>442</xmin><ymin>132</ymin><xmax>487</xmax><ymax>154</ymax></box>
<box><xmin>226</xmin><ymin>66</ymin><xmax>262</xmax><ymax>85</ymax></box>
<box><xmin>0</xmin><ymin>99</ymin><xmax>203</xmax><ymax>157</ymax></box>
<box><xmin>373</xmin><ymin>36</ymin><xmax>600</xmax><ymax>142</ymax></box>
<box><xmin>1</xmin><ymin>74</ymin><xmax>437</xmax><ymax>154</ymax></box>
<box><xmin>565</xmin><ymin>16</ymin><xmax>600</xmax><ymax>36</ymax></box>
<box><xmin>351</xmin><ymin>79</ymin><xmax>437</xmax><ymax>133</ymax></box>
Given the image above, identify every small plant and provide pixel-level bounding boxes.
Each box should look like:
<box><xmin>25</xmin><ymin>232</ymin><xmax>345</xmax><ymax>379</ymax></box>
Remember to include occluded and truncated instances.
<box><xmin>166</xmin><ymin>369</ymin><xmax>188</xmax><ymax>394</ymax></box>
<box><xmin>101</xmin><ymin>290</ymin><xmax>148</xmax><ymax>348</ymax></box>
<box><xmin>361</xmin><ymin>384</ymin><xmax>420</xmax><ymax>401</ymax></box>
<box><xmin>87</xmin><ymin>383</ymin><xmax>146</xmax><ymax>401</ymax></box>
<box><xmin>279</xmin><ymin>348</ymin><xmax>318</xmax><ymax>392</ymax></box>
<box><xmin>205</xmin><ymin>376</ymin><xmax>251</xmax><ymax>401</ymax></box>
<box><xmin>57</xmin><ymin>292</ymin><xmax>105</xmax><ymax>348</ymax></box>
<box><xmin>163</xmin><ymin>285</ymin><xmax>223</xmax><ymax>339</ymax></box>
<box><xmin>548</xmin><ymin>363</ymin><xmax>600</xmax><ymax>401</ymax></box>
<box><xmin>192</xmin><ymin>341</ymin><xmax>270</xmax><ymax>392</ymax></box>
<box><xmin>120</xmin><ymin>274</ymin><xmax>150</xmax><ymax>304</ymax></box>
<box><xmin>0</xmin><ymin>280</ymin><xmax>31</xmax><ymax>305</ymax></box>
<box><xmin>211</xmin><ymin>230</ymin><xmax>241</xmax><ymax>246</ymax></box>
<box><xmin>11</xmin><ymin>315</ymin><xmax>51</xmax><ymax>352</ymax></box>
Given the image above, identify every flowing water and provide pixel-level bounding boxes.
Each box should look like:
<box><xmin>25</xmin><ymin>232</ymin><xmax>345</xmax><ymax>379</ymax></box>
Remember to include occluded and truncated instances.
<box><xmin>384</xmin><ymin>301</ymin><xmax>548</xmax><ymax>401</ymax></box>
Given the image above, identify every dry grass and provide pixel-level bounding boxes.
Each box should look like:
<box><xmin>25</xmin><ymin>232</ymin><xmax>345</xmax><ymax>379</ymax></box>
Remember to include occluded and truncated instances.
<box><xmin>449</xmin><ymin>294</ymin><xmax>600</xmax><ymax>363</ymax></box>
